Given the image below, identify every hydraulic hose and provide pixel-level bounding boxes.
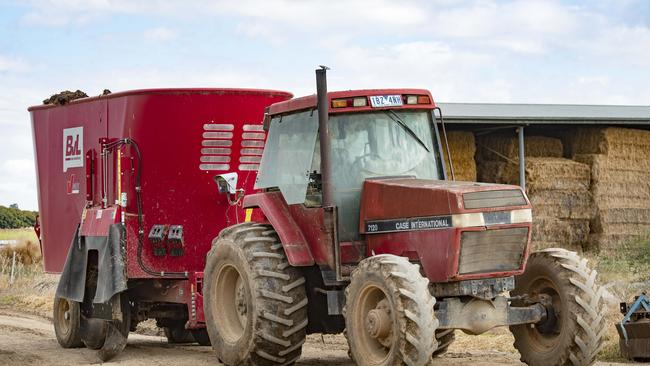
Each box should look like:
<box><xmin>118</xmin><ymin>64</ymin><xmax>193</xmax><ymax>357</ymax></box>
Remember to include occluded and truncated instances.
<box><xmin>104</xmin><ymin>138</ymin><xmax>187</xmax><ymax>279</ymax></box>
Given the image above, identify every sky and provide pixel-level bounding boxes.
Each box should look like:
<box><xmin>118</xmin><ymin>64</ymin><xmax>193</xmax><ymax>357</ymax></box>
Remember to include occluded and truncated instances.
<box><xmin>1</xmin><ymin>0</ymin><xmax>650</xmax><ymax>210</ymax></box>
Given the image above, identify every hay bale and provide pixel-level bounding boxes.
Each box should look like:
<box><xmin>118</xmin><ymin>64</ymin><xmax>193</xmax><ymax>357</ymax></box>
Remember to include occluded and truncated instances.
<box><xmin>568</xmin><ymin>127</ymin><xmax>650</xmax><ymax>157</ymax></box>
<box><xmin>574</xmin><ymin>154</ymin><xmax>650</xmax><ymax>184</ymax></box>
<box><xmin>502</xmin><ymin>158</ymin><xmax>590</xmax><ymax>193</ymax></box>
<box><xmin>531</xmin><ymin>218</ymin><xmax>590</xmax><ymax>250</ymax></box>
<box><xmin>477</xmin><ymin>134</ymin><xmax>563</xmax><ymax>162</ymax></box>
<box><xmin>443</xmin><ymin>131</ymin><xmax>477</xmax><ymax>181</ymax></box>
<box><xmin>529</xmin><ymin>190</ymin><xmax>594</xmax><ymax>220</ymax></box>
<box><xmin>477</xmin><ymin>161</ymin><xmax>508</xmax><ymax>183</ymax></box>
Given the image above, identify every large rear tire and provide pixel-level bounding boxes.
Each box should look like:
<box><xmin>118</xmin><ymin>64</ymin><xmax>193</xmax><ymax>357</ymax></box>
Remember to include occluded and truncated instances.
<box><xmin>53</xmin><ymin>296</ymin><xmax>84</xmax><ymax>348</ymax></box>
<box><xmin>344</xmin><ymin>254</ymin><xmax>437</xmax><ymax>366</ymax></box>
<box><xmin>204</xmin><ymin>223</ymin><xmax>308</xmax><ymax>365</ymax></box>
<box><xmin>510</xmin><ymin>248</ymin><xmax>606</xmax><ymax>366</ymax></box>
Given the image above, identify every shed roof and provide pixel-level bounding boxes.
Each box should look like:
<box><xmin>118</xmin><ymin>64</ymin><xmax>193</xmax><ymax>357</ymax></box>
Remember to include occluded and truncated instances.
<box><xmin>437</xmin><ymin>102</ymin><xmax>650</xmax><ymax>125</ymax></box>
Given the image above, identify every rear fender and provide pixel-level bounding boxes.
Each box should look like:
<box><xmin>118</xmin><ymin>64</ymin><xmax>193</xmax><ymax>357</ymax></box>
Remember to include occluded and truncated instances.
<box><xmin>56</xmin><ymin>207</ymin><xmax>127</xmax><ymax>304</ymax></box>
<box><xmin>243</xmin><ymin>191</ymin><xmax>315</xmax><ymax>266</ymax></box>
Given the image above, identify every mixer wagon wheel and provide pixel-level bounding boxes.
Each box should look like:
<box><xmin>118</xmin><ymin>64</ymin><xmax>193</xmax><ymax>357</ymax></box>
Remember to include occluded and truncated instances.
<box><xmin>204</xmin><ymin>223</ymin><xmax>308</xmax><ymax>366</ymax></box>
<box><xmin>97</xmin><ymin>292</ymin><xmax>131</xmax><ymax>362</ymax></box>
<box><xmin>164</xmin><ymin>326</ymin><xmax>195</xmax><ymax>344</ymax></box>
<box><xmin>344</xmin><ymin>255</ymin><xmax>438</xmax><ymax>366</ymax></box>
<box><xmin>510</xmin><ymin>248</ymin><xmax>606</xmax><ymax>366</ymax></box>
<box><xmin>432</xmin><ymin>329</ymin><xmax>455</xmax><ymax>358</ymax></box>
<box><xmin>80</xmin><ymin>317</ymin><xmax>107</xmax><ymax>349</ymax></box>
<box><xmin>53</xmin><ymin>296</ymin><xmax>84</xmax><ymax>348</ymax></box>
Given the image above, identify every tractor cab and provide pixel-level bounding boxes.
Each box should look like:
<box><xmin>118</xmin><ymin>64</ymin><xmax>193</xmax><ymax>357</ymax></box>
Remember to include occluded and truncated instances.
<box><xmin>255</xmin><ymin>89</ymin><xmax>445</xmax><ymax>243</ymax></box>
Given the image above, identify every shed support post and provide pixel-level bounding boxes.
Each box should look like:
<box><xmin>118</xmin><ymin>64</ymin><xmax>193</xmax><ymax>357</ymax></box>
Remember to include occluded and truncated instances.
<box><xmin>517</xmin><ymin>126</ymin><xmax>526</xmax><ymax>191</ymax></box>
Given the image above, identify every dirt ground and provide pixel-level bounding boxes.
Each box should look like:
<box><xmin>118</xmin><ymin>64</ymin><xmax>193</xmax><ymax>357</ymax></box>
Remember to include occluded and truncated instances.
<box><xmin>0</xmin><ymin>308</ymin><xmax>629</xmax><ymax>366</ymax></box>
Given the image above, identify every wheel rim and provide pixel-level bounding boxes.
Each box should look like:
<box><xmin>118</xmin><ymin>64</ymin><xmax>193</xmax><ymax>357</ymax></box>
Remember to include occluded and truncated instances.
<box><xmin>353</xmin><ymin>283</ymin><xmax>395</xmax><ymax>364</ymax></box>
<box><xmin>525</xmin><ymin>275</ymin><xmax>563</xmax><ymax>352</ymax></box>
<box><xmin>56</xmin><ymin>298</ymin><xmax>72</xmax><ymax>336</ymax></box>
<box><xmin>213</xmin><ymin>264</ymin><xmax>248</xmax><ymax>343</ymax></box>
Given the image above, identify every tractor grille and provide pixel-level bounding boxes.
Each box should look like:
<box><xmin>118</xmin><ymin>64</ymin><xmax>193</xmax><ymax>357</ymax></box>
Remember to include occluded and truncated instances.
<box><xmin>463</xmin><ymin>190</ymin><xmax>526</xmax><ymax>209</ymax></box>
<box><xmin>458</xmin><ymin>227</ymin><xmax>528</xmax><ymax>275</ymax></box>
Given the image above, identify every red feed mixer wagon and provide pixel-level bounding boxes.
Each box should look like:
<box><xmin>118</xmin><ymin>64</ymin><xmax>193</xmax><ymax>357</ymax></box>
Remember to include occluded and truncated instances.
<box><xmin>29</xmin><ymin>88</ymin><xmax>292</xmax><ymax>359</ymax></box>
<box><xmin>30</xmin><ymin>69</ymin><xmax>608</xmax><ymax>366</ymax></box>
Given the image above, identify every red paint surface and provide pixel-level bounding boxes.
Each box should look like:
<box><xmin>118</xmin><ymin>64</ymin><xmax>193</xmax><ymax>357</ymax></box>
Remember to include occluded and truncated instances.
<box><xmin>79</xmin><ymin>206</ymin><xmax>119</xmax><ymax>237</ymax></box>
<box><xmin>30</xmin><ymin>88</ymin><xmax>292</xmax><ymax>275</ymax></box>
<box><xmin>243</xmin><ymin>192</ymin><xmax>316</xmax><ymax>266</ymax></box>
<box><xmin>360</xmin><ymin>178</ymin><xmax>533</xmax><ymax>281</ymax></box>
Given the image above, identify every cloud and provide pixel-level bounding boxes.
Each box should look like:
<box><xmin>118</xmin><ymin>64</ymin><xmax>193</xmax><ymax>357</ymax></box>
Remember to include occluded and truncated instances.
<box><xmin>143</xmin><ymin>27</ymin><xmax>178</xmax><ymax>42</ymax></box>
<box><xmin>0</xmin><ymin>159</ymin><xmax>36</xmax><ymax>210</ymax></box>
<box><xmin>0</xmin><ymin>56</ymin><xmax>29</xmax><ymax>73</ymax></box>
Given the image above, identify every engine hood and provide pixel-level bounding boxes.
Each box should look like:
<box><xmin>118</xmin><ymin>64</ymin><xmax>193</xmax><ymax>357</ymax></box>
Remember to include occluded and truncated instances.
<box><xmin>359</xmin><ymin>177</ymin><xmax>530</xmax><ymax>233</ymax></box>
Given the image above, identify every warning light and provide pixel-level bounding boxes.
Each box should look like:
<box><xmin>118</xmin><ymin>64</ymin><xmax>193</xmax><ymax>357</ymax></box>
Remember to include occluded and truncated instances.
<box><xmin>332</xmin><ymin>99</ymin><xmax>348</xmax><ymax>108</ymax></box>
<box><xmin>417</xmin><ymin>95</ymin><xmax>430</xmax><ymax>104</ymax></box>
<box><xmin>405</xmin><ymin>95</ymin><xmax>431</xmax><ymax>105</ymax></box>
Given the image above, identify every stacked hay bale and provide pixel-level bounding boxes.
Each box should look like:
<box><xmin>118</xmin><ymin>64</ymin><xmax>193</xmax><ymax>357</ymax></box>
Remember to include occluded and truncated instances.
<box><xmin>570</xmin><ymin>127</ymin><xmax>650</xmax><ymax>250</ymax></box>
<box><xmin>477</xmin><ymin>133</ymin><xmax>594</xmax><ymax>251</ymax></box>
<box><xmin>443</xmin><ymin>131</ymin><xmax>477</xmax><ymax>181</ymax></box>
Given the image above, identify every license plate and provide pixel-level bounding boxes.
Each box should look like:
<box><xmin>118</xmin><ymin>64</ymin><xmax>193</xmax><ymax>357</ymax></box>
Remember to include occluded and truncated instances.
<box><xmin>369</xmin><ymin>95</ymin><xmax>403</xmax><ymax>108</ymax></box>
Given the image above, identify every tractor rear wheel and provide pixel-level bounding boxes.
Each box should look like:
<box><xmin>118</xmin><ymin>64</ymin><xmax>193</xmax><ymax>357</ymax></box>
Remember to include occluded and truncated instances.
<box><xmin>344</xmin><ymin>255</ymin><xmax>438</xmax><ymax>366</ymax></box>
<box><xmin>204</xmin><ymin>223</ymin><xmax>308</xmax><ymax>366</ymax></box>
<box><xmin>510</xmin><ymin>248</ymin><xmax>606</xmax><ymax>366</ymax></box>
<box><xmin>53</xmin><ymin>296</ymin><xmax>84</xmax><ymax>348</ymax></box>
<box><xmin>432</xmin><ymin>329</ymin><xmax>455</xmax><ymax>357</ymax></box>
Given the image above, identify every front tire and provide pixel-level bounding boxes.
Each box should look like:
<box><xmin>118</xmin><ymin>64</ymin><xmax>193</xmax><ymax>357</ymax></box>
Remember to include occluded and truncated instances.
<box><xmin>510</xmin><ymin>248</ymin><xmax>606</xmax><ymax>366</ymax></box>
<box><xmin>344</xmin><ymin>255</ymin><xmax>438</xmax><ymax>366</ymax></box>
<box><xmin>204</xmin><ymin>223</ymin><xmax>308</xmax><ymax>366</ymax></box>
<box><xmin>53</xmin><ymin>296</ymin><xmax>83</xmax><ymax>348</ymax></box>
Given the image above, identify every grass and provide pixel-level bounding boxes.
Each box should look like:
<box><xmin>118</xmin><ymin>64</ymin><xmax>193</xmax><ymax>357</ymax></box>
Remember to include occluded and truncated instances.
<box><xmin>0</xmin><ymin>228</ymin><xmax>38</xmax><ymax>242</ymax></box>
<box><xmin>594</xmin><ymin>231</ymin><xmax>650</xmax><ymax>286</ymax></box>
<box><xmin>0</xmin><ymin>228</ymin><xmax>54</xmax><ymax>318</ymax></box>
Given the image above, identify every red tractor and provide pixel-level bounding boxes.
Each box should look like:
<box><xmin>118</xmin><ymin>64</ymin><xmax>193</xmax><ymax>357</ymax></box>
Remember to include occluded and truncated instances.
<box><xmin>203</xmin><ymin>68</ymin><xmax>607</xmax><ymax>366</ymax></box>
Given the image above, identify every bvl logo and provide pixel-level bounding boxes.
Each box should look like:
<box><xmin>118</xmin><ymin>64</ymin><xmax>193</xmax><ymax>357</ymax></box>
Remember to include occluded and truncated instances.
<box><xmin>63</xmin><ymin>127</ymin><xmax>84</xmax><ymax>172</ymax></box>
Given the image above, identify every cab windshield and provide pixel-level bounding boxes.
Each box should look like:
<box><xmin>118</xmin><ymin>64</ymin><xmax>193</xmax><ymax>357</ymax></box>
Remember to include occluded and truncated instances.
<box><xmin>320</xmin><ymin>110</ymin><xmax>443</xmax><ymax>240</ymax></box>
<box><xmin>327</xmin><ymin>110</ymin><xmax>441</xmax><ymax>181</ymax></box>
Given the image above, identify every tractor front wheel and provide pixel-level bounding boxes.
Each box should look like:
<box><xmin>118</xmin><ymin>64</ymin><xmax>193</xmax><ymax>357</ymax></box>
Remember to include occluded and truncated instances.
<box><xmin>53</xmin><ymin>296</ymin><xmax>84</xmax><ymax>348</ymax></box>
<box><xmin>204</xmin><ymin>223</ymin><xmax>308</xmax><ymax>366</ymax></box>
<box><xmin>344</xmin><ymin>255</ymin><xmax>438</xmax><ymax>366</ymax></box>
<box><xmin>510</xmin><ymin>248</ymin><xmax>606</xmax><ymax>366</ymax></box>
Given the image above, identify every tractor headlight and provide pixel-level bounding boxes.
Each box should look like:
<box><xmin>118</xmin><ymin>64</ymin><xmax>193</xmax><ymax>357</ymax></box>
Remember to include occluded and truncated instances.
<box><xmin>511</xmin><ymin>208</ymin><xmax>532</xmax><ymax>224</ymax></box>
<box><xmin>452</xmin><ymin>213</ymin><xmax>485</xmax><ymax>228</ymax></box>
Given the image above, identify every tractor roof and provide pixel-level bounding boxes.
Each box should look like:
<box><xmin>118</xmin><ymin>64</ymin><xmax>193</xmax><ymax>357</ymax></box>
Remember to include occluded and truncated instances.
<box><xmin>268</xmin><ymin>89</ymin><xmax>436</xmax><ymax>116</ymax></box>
